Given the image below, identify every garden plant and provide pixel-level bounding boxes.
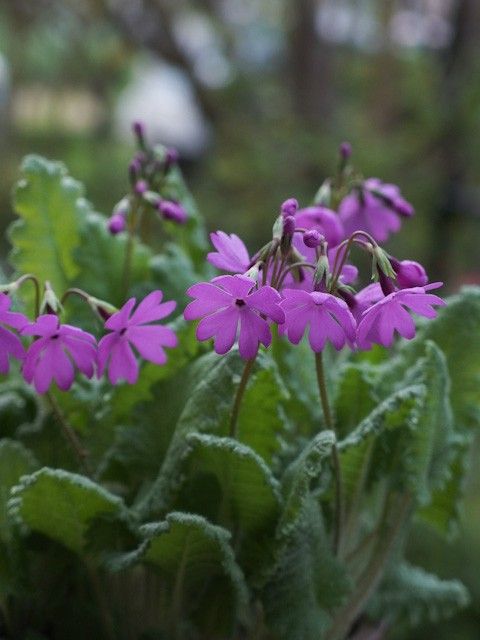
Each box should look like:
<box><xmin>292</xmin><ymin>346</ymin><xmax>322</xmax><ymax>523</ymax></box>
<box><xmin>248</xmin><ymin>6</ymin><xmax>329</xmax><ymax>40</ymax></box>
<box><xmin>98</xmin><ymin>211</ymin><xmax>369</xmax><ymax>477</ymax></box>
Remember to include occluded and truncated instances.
<box><xmin>0</xmin><ymin>126</ymin><xmax>479</xmax><ymax>640</ymax></box>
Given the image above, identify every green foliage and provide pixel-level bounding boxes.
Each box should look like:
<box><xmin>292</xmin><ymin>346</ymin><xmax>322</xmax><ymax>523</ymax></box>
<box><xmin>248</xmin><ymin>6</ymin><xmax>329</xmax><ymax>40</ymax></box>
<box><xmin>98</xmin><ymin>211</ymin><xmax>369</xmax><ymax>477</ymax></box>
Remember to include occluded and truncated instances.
<box><xmin>370</xmin><ymin>562</ymin><xmax>470</xmax><ymax>630</ymax></box>
<box><xmin>115</xmin><ymin>512</ymin><xmax>249</xmax><ymax>637</ymax></box>
<box><xmin>9</xmin><ymin>155</ymin><xmax>84</xmax><ymax>305</ymax></box>
<box><xmin>9</xmin><ymin>468</ymin><xmax>126</xmax><ymax>554</ymax></box>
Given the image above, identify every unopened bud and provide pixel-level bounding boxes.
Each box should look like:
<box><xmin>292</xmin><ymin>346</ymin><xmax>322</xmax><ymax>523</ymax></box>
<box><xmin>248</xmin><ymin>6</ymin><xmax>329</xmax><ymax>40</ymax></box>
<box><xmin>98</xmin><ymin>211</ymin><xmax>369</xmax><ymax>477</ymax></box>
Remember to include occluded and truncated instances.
<box><xmin>390</xmin><ymin>258</ymin><xmax>427</xmax><ymax>288</ymax></box>
<box><xmin>243</xmin><ymin>263</ymin><xmax>261</xmax><ymax>281</ymax></box>
<box><xmin>303</xmin><ymin>229</ymin><xmax>324</xmax><ymax>249</ymax></box>
<box><xmin>40</xmin><ymin>282</ymin><xmax>62</xmax><ymax>315</ymax></box>
<box><xmin>87</xmin><ymin>296</ymin><xmax>117</xmax><ymax>322</ymax></box>
<box><xmin>108</xmin><ymin>213</ymin><xmax>126</xmax><ymax>235</ymax></box>
<box><xmin>281</xmin><ymin>198</ymin><xmax>299</xmax><ymax>217</ymax></box>
<box><xmin>165</xmin><ymin>147</ymin><xmax>179</xmax><ymax>169</ymax></box>
<box><xmin>158</xmin><ymin>200</ymin><xmax>187</xmax><ymax>224</ymax></box>
<box><xmin>313</xmin><ymin>254</ymin><xmax>330</xmax><ymax>289</ymax></box>
<box><xmin>339</xmin><ymin>141</ymin><xmax>352</xmax><ymax>160</ymax></box>
<box><xmin>132</xmin><ymin>121</ymin><xmax>146</xmax><ymax>147</ymax></box>
<box><xmin>134</xmin><ymin>179</ymin><xmax>148</xmax><ymax>195</ymax></box>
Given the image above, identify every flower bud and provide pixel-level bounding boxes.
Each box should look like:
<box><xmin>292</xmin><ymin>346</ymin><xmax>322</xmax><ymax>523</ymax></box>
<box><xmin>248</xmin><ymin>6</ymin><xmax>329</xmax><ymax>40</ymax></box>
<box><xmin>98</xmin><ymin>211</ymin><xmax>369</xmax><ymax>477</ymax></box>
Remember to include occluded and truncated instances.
<box><xmin>134</xmin><ymin>179</ymin><xmax>148</xmax><ymax>195</ymax></box>
<box><xmin>108</xmin><ymin>213</ymin><xmax>126</xmax><ymax>235</ymax></box>
<box><xmin>283</xmin><ymin>215</ymin><xmax>296</xmax><ymax>236</ymax></box>
<box><xmin>132</xmin><ymin>121</ymin><xmax>145</xmax><ymax>146</ymax></box>
<box><xmin>40</xmin><ymin>282</ymin><xmax>62</xmax><ymax>315</ymax></box>
<box><xmin>128</xmin><ymin>158</ymin><xmax>142</xmax><ymax>185</ymax></box>
<box><xmin>339</xmin><ymin>141</ymin><xmax>352</xmax><ymax>160</ymax></box>
<box><xmin>313</xmin><ymin>253</ymin><xmax>330</xmax><ymax>289</ymax></box>
<box><xmin>390</xmin><ymin>258</ymin><xmax>428</xmax><ymax>289</ymax></box>
<box><xmin>158</xmin><ymin>200</ymin><xmax>187</xmax><ymax>224</ymax></box>
<box><xmin>281</xmin><ymin>198</ymin><xmax>299</xmax><ymax>217</ymax></box>
<box><xmin>87</xmin><ymin>296</ymin><xmax>117</xmax><ymax>322</ymax></box>
<box><xmin>165</xmin><ymin>147</ymin><xmax>179</xmax><ymax>169</ymax></box>
<box><xmin>372</xmin><ymin>246</ymin><xmax>396</xmax><ymax>280</ymax></box>
<box><xmin>243</xmin><ymin>263</ymin><xmax>261</xmax><ymax>281</ymax></box>
<box><xmin>303</xmin><ymin>229</ymin><xmax>324</xmax><ymax>249</ymax></box>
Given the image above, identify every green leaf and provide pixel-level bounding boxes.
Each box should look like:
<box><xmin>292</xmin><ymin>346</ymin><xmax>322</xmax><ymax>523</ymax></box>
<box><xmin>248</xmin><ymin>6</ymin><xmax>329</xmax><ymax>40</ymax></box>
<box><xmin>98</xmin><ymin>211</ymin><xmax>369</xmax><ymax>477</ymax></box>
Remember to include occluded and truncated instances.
<box><xmin>338</xmin><ymin>385</ymin><xmax>426</xmax><ymax>504</ymax></box>
<box><xmin>279</xmin><ymin>430</ymin><xmax>336</xmax><ymax>537</ymax></box>
<box><xmin>262</xmin><ymin>498</ymin><xmax>351</xmax><ymax>640</ymax></box>
<box><xmin>369</xmin><ymin>562</ymin><xmax>470</xmax><ymax>629</ymax></box>
<box><xmin>0</xmin><ymin>439</ymin><xmax>38</xmax><ymax>541</ymax></box>
<box><xmin>138</xmin><ymin>349</ymin><xmax>287</xmax><ymax>518</ymax></box>
<box><xmin>394</xmin><ymin>287</ymin><xmax>480</xmax><ymax>430</ymax></box>
<box><xmin>150</xmin><ymin>243</ymin><xmax>203</xmax><ymax>310</ymax></box>
<box><xmin>73</xmin><ymin>212</ymin><xmax>152</xmax><ymax>308</ymax></box>
<box><xmin>334</xmin><ymin>363</ymin><xmax>377</xmax><ymax>439</ymax></box>
<box><xmin>9</xmin><ymin>155</ymin><xmax>84</xmax><ymax>294</ymax></box>
<box><xmin>9</xmin><ymin>468</ymin><xmax>125</xmax><ymax>554</ymax></box>
<box><xmin>115</xmin><ymin>512</ymin><xmax>249</xmax><ymax>636</ymax></box>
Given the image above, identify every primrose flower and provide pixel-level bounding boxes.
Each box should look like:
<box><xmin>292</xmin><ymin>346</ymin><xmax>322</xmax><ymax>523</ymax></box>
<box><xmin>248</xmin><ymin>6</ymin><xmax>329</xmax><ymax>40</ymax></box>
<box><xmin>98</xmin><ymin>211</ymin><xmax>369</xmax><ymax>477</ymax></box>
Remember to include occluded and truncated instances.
<box><xmin>97</xmin><ymin>290</ymin><xmax>177</xmax><ymax>384</ymax></box>
<box><xmin>357</xmin><ymin>284</ymin><xmax>445</xmax><ymax>349</ymax></box>
<box><xmin>294</xmin><ymin>206</ymin><xmax>344</xmax><ymax>249</ymax></box>
<box><xmin>21</xmin><ymin>315</ymin><xmax>96</xmax><ymax>393</ymax></box>
<box><xmin>280</xmin><ymin>290</ymin><xmax>356</xmax><ymax>351</ymax></box>
<box><xmin>184</xmin><ymin>275</ymin><xmax>284</xmax><ymax>359</ymax></box>
<box><xmin>390</xmin><ymin>258</ymin><xmax>428</xmax><ymax>289</ymax></box>
<box><xmin>0</xmin><ymin>293</ymin><xmax>28</xmax><ymax>374</ymax></box>
<box><xmin>339</xmin><ymin>179</ymin><xmax>413</xmax><ymax>243</ymax></box>
<box><xmin>207</xmin><ymin>231</ymin><xmax>251</xmax><ymax>274</ymax></box>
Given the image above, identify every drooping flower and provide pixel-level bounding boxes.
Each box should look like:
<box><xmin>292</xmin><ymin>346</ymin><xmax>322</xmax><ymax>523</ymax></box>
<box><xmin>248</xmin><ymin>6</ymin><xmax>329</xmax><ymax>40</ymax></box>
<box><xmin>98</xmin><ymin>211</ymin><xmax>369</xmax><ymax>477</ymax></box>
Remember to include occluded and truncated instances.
<box><xmin>338</xmin><ymin>178</ymin><xmax>414</xmax><ymax>243</ymax></box>
<box><xmin>97</xmin><ymin>290</ymin><xmax>177</xmax><ymax>384</ymax></box>
<box><xmin>184</xmin><ymin>275</ymin><xmax>284</xmax><ymax>359</ymax></box>
<box><xmin>207</xmin><ymin>231</ymin><xmax>251</xmax><ymax>274</ymax></box>
<box><xmin>280</xmin><ymin>289</ymin><xmax>356</xmax><ymax>351</ymax></box>
<box><xmin>0</xmin><ymin>293</ymin><xmax>28</xmax><ymax>374</ymax></box>
<box><xmin>357</xmin><ymin>284</ymin><xmax>445</xmax><ymax>349</ymax></box>
<box><xmin>389</xmin><ymin>258</ymin><xmax>428</xmax><ymax>289</ymax></box>
<box><xmin>21</xmin><ymin>315</ymin><xmax>97</xmax><ymax>393</ymax></box>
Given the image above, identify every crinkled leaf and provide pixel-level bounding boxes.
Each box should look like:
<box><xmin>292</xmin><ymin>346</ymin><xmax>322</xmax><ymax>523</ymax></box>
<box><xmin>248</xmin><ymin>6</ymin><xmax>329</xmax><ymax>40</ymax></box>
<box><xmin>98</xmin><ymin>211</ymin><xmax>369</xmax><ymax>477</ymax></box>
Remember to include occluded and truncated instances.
<box><xmin>9</xmin><ymin>155</ymin><xmax>83</xmax><ymax>298</ymax></box>
<box><xmin>334</xmin><ymin>363</ymin><xmax>377</xmax><ymax>439</ymax></box>
<box><xmin>113</xmin><ymin>512</ymin><xmax>249</xmax><ymax>636</ymax></box>
<box><xmin>369</xmin><ymin>562</ymin><xmax>470</xmax><ymax>629</ymax></box>
<box><xmin>9</xmin><ymin>468</ymin><xmax>125</xmax><ymax>554</ymax></box>
<box><xmin>0</xmin><ymin>439</ymin><xmax>38</xmax><ymax>541</ymax></box>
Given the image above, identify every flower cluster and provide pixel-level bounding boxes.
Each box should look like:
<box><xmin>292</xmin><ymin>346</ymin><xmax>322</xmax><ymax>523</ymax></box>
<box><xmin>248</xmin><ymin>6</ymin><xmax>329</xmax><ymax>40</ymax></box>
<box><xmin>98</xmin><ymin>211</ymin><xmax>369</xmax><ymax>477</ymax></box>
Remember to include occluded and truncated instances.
<box><xmin>0</xmin><ymin>288</ymin><xmax>176</xmax><ymax>394</ymax></box>
<box><xmin>184</xmin><ymin>144</ymin><xmax>445</xmax><ymax>359</ymax></box>
<box><xmin>107</xmin><ymin>122</ymin><xmax>187</xmax><ymax>235</ymax></box>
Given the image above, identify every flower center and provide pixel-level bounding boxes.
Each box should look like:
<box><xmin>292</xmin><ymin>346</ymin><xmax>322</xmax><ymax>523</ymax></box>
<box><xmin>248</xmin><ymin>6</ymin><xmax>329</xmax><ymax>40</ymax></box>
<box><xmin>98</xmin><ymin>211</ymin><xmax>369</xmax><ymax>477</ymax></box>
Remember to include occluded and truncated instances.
<box><xmin>51</xmin><ymin>333</ymin><xmax>60</xmax><ymax>340</ymax></box>
<box><xmin>120</xmin><ymin>327</ymin><xmax>127</xmax><ymax>335</ymax></box>
<box><xmin>235</xmin><ymin>299</ymin><xmax>245</xmax><ymax>307</ymax></box>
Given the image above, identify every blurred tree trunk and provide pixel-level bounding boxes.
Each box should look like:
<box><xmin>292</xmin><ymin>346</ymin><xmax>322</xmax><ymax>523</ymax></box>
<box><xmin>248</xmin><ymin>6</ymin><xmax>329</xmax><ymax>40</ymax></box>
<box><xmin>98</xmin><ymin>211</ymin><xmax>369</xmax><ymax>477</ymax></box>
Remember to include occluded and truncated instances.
<box><xmin>287</xmin><ymin>0</ymin><xmax>333</xmax><ymax>125</ymax></box>
<box><xmin>428</xmin><ymin>0</ymin><xmax>480</xmax><ymax>282</ymax></box>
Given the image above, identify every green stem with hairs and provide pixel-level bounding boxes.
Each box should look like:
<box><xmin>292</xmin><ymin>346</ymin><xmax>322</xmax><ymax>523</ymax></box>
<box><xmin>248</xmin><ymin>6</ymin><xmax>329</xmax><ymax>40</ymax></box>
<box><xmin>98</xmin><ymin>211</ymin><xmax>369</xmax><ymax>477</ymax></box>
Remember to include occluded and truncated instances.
<box><xmin>315</xmin><ymin>351</ymin><xmax>343</xmax><ymax>554</ymax></box>
<box><xmin>46</xmin><ymin>391</ymin><xmax>92</xmax><ymax>476</ymax></box>
<box><xmin>229</xmin><ymin>358</ymin><xmax>255</xmax><ymax>439</ymax></box>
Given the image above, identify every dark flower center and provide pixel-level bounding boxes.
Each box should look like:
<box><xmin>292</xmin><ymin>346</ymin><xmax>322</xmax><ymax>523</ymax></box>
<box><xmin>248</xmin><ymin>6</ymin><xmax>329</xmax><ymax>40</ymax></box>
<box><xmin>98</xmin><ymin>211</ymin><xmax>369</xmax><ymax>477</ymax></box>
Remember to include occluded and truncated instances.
<box><xmin>120</xmin><ymin>327</ymin><xmax>127</xmax><ymax>335</ymax></box>
<box><xmin>235</xmin><ymin>299</ymin><xmax>245</xmax><ymax>307</ymax></box>
<box><xmin>51</xmin><ymin>334</ymin><xmax>60</xmax><ymax>340</ymax></box>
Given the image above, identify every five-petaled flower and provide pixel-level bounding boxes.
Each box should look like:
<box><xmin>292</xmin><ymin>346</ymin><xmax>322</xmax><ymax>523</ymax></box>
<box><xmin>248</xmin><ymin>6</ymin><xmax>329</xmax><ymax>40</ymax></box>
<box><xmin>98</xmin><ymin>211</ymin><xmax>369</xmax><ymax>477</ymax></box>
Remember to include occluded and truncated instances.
<box><xmin>207</xmin><ymin>231</ymin><xmax>251</xmax><ymax>274</ymax></box>
<box><xmin>184</xmin><ymin>275</ymin><xmax>285</xmax><ymax>359</ymax></box>
<box><xmin>280</xmin><ymin>289</ymin><xmax>356</xmax><ymax>351</ymax></box>
<box><xmin>21</xmin><ymin>315</ymin><xmax>96</xmax><ymax>393</ymax></box>
<box><xmin>357</xmin><ymin>284</ymin><xmax>445</xmax><ymax>349</ymax></box>
<box><xmin>97</xmin><ymin>290</ymin><xmax>177</xmax><ymax>384</ymax></box>
<box><xmin>0</xmin><ymin>293</ymin><xmax>28</xmax><ymax>374</ymax></box>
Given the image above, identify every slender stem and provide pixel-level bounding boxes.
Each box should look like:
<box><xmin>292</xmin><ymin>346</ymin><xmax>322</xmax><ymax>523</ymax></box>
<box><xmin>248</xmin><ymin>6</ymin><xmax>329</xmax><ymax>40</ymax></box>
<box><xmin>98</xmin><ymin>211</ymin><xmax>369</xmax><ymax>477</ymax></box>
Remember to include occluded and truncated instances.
<box><xmin>276</xmin><ymin>261</ymin><xmax>315</xmax><ymax>290</ymax></box>
<box><xmin>15</xmin><ymin>274</ymin><xmax>40</xmax><ymax>317</ymax></box>
<box><xmin>61</xmin><ymin>288</ymin><xmax>90</xmax><ymax>305</ymax></box>
<box><xmin>315</xmin><ymin>351</ymin><xmax>343</xmax><ymax>554</ymax></box>
<box><xmin>326</xmin><ymin>493</ymin><xmax>413</xmax><ymax>640</ymax></box>
<box><xmin>229</xmin><ymin>358</ymin><xmax>255</xmax><ymax>439</ymax></box>
<box><xmin>122</xmin><ymin>230</ymin><xmax>135</xmax><ymax>299</ymax></box>
<box><xmin>46</xmin><ymin>391</ymin><xmax>92</xmax><ymax>476</ymax></box>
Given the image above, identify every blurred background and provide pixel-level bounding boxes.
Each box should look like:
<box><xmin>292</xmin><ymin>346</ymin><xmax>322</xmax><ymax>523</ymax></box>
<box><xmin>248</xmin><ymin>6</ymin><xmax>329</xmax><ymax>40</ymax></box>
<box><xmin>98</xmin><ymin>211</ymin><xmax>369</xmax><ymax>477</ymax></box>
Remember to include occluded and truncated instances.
<box><xmin>0</xmin><ymin>0</ymin><xmax>479</xmax><ymax>637</ymax></box>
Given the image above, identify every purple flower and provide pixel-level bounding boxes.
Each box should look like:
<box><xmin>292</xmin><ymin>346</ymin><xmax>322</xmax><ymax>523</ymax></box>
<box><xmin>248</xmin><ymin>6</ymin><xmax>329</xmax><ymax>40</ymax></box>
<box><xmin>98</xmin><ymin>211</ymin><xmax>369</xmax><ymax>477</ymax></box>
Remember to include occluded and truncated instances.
<box><xmin>357</xmin><ymin>284</ymin><xmax>445</xmax><ymax>349</ymax></box>
<box><xmin>158</xmin><ymin>200</ymin><xmax>187</xmax><ymax>224</ymax></box>
<box><xmin>0</xmin><ymin>293</ymin><xmax>28</xmax><ymax>374</ymax></box>
<box><xmin>294</xmin><ymin>206</ymin><xmax>344</xmax><ymax>249</ymax></box>
<box><xmin>184</xmin><ymin>275</ymin><xmax>285</xmax><ymax>359</ymax></box>
<box><xmin>348</xmin><ymin>283</ymin><xmax>384</xmax><ymax>321</ymax></box>
<box><xmin>207</xmin><ymin>231</ymin><xmax>251</xmax><ymax>274</ymax></box>
<box><xmin>21</xmin><ymin>315</ymin><xmax>96</xmax><ymax>393</ymax></box>
<box><xmin>339</xmin><ymin>179</ymin><xmax>414</xmax><ymax>243</ymax></box>
<box><xmin>97</xmin><ymin>291</ymin><xmax>177</xmax><ymax>384</ymax></box>
<box><xmin>303</xmin><ymin>229</ymin><xmax>324</xmax><ymax>249</ymax></box>
<box><xmin>108</xmin><ymin>213</ymin><xmax>126</xmax><ymax>235</ymax></box>
<box><xmin>280</xmin><ymin>290</ymin><xmax>356</xmax><ymax>351</ymax></box>
<box><xmin>390</xmin><ymin>258</ymin><xmax>428</xmax><ymax>289</ymax></box>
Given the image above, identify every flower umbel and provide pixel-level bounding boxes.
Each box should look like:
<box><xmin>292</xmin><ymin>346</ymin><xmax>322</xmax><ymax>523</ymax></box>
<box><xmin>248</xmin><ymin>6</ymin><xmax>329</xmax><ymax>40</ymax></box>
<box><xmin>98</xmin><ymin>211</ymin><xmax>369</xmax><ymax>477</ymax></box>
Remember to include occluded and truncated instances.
<box><xmin>184</xmin><ymin>275</ymin><xmax>285</xmax><ymax>359</ymax></box>
<box><xmin>98</xmin><ymin>290</ymin><xmax>177</xmax><ymax>384</ymax></box>
<box><xmin>21</xmin><ymin>315</ymin><xmax>97</xmax><ymax>393</ymax></box>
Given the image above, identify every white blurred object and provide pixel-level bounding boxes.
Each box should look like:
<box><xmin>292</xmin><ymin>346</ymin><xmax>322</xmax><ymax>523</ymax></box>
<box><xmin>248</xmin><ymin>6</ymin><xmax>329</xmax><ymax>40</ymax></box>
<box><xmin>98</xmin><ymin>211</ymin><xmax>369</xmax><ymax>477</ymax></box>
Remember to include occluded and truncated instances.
<box><xmin>115</xmin><ymin>59</ymin><xmax>211</xmax><ymax>157</ymax></box>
